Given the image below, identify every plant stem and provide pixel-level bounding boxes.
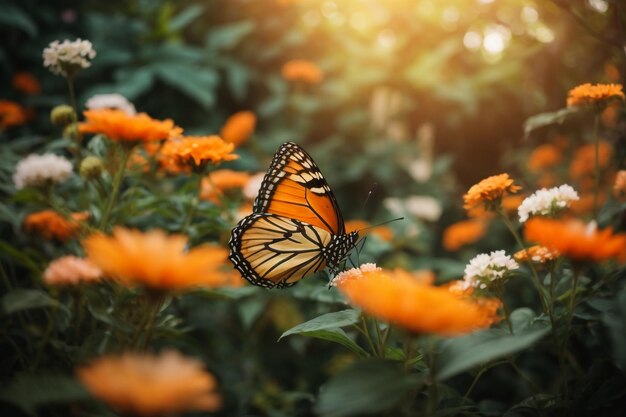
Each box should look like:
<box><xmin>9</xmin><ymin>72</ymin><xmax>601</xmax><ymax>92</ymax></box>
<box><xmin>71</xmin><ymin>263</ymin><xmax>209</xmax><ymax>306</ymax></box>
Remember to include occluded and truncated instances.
<box><xmin>142</xmin><ymin>294</ymin><xmax>165</xmax><ymax>349</ymax></box>
<box><xmin>98</xmin><ymin>145</ymin><xmax>131</xmax><ymax>231</ymax></box>
<box><xmin>360</xmin><ymin>317</ymin><xmax>379</xmax><ymax>356</ymax></box>
<box><xmin>181</xmin><ymin>173</ymin><xmax>204</xmax><ymax>233</ymax></box>
<box><xmin>66</xmin><ymin>76</ymin><xmax>84</xmax><ymax>166</ymax></box>
<box><xmin>463</xmin><ymin>367</ymin><xmax>487</xmax><ymax>401</ymax></box>
<box><xmin>560</xmin><ymin>268</ymin><xmax>580</xmax><ymax>399</ymax></box>
<box><xmin>592</xmin><ymin>113</ymin><xmax>601</xmax><ymax>221</ymax></box>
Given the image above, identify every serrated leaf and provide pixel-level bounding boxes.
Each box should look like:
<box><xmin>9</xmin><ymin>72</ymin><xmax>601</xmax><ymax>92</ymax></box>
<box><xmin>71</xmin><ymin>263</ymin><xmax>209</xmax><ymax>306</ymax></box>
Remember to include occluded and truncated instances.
<box><xmin>0</xmin><ymin>373</ymin><xmax>90</xmax><ymax>415</ymax></box>
<box><xmin>280</xmin><ymin>310</ymin><xmax>360</xmax><ymax>340</ymax></box>
<box><xmin>316</xmin><ymin>359</ymin><xmax>416</xmax><ymax>417</ymax></box>
<box><xmin>523</xmin><ymin>107</ymin><xmax>580</xmax><ymax>137</ymax></box>
<box><xmin>0</xmin><ymin>289</ymin><xmax>64</xmax><ymax>316</ymax></box>
<box><xmin>435</xmin><ymin>309</ymin><xmax>550</xmax><ymax>380</ymax></box>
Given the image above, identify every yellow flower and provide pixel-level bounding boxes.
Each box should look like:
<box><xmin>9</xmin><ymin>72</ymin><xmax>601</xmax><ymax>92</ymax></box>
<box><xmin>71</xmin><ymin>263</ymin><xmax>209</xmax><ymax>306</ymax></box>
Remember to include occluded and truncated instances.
<box><xmin>43</xmin><ymin>256</ymin><xmax>102</xmax><ymax>286</ymax></box>
<box><xmin>77</xmin><ymin>350</ymin><xmax>222</xmax><ymax>416</ymax></box>
<box><xmin>281</xmin><ymin>60</ymin><xmax>324</xmax><ymax>84</ymax></box>
<box><xmin>220</xmin><ymin>111</ymin><xmax>256</xmax><ymax>147</ymax></box>
<box><xmin>160</xmin><ymin>136</ymin><xmax>238</xmax><ymax>168</ymax></box>
<box><xmin>442</xmin><ymin>219</ymin><xmax>487</xmax><ymax>251</ymax></box>
<box><xmin>335</xmin><ymin>266</ymin><xmax>500</xmax><ymax>336</ymax></box>
<box><xmin>463</xmin><ymin>173</ymin><xmax>521</xmax><ymax>211</ymax></box>
<box><xmin>513</xmin><ymin>245</ymin><xmax>559</xmax><ymax>264</ymax></box>
<box><xmin>80</xmin><ymin>109</ymin><xmax>183</xmax><ymax>143</ymax></box>
<box><xmin>83</xmin><ymin>227</ymin><xmax>230</xmax><ymax>291</ymax></box>
<box><xmin>200</xmin><ymin>169</ymin><xmax>251</xmax><ymax>204</ymax></box>
<box><xmin>567</xmin><ymin>83</ymin><xmax>625</xmax><ymax>107</ymax></box>
<box><xmin>524</xmin><ymin>218</ymin><xmax>626</xmax><ymax>263</ymax></box>
<box><xmin>23</xmin><ymin>210</ymin><xmax>88</xmax><ymax>241</ymax></box>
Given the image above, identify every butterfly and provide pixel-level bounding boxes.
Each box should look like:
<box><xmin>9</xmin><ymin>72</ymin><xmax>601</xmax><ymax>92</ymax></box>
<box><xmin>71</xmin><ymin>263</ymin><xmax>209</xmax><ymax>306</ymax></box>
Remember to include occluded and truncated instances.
<box><xmin>228</xmin><ymin>142</ymin><xmax>359</xmax><ymax>288</ymax></box>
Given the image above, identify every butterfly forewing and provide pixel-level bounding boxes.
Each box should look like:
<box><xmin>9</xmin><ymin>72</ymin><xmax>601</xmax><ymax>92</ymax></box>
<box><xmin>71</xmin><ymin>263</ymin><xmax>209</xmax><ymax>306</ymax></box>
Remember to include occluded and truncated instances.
<box><xmin>253</xmin><ymin>142</ymin><xmax>345</xmax><ymax>235</ymax></box>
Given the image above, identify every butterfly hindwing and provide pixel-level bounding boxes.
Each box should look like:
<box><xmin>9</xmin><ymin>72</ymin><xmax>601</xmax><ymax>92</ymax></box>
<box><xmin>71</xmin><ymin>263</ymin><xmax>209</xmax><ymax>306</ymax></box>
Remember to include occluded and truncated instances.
<box><xmin>253</xmin><ymin>142</ymin><xmax>345</xmax><ymax>235</ymax></box>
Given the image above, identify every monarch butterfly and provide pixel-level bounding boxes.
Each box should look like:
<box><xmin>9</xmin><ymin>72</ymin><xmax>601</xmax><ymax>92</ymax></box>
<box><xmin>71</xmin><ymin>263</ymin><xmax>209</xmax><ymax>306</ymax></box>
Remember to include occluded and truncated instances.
<box><xmin>228</xmin><ymin>142</ymin><xmax>358</xmax><ymax>288</ymax></box>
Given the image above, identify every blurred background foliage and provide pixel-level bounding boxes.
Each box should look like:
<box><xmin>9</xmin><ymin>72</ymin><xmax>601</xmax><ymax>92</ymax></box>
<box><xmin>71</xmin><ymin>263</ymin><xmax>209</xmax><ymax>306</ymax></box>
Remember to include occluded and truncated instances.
<box><xmin>2</xmin><ymin>0</ymin><xmax>626</xmax><ymax>416</ymax></box>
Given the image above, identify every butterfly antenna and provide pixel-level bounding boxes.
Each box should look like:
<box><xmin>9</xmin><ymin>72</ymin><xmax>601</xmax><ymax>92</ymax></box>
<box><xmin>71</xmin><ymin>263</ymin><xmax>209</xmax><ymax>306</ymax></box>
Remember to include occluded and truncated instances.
<box><xmin>357</xmin><ymin>217</ymin><xmax>404</xmax><ymax>234</ymax></box>
<box><xmin>361</xmin><ymin>182</ymin><xmax>378</xmax><ymax>211</ymax></box>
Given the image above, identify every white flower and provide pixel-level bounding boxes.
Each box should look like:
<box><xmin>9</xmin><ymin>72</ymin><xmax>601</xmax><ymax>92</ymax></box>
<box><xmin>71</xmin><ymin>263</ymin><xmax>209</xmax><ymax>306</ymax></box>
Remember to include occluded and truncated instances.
<box><xmin>383</xmin><ymin>195</ymin><xmax>442</xmax><ymax>222</ymax></box>
<box><xmin>13</xmin><ymin>154</ymin><xmax>73</xmax><ymax>189</ymax></box>
<box><xmin>85</xmin><ymin>93</ymin><xmax>136</xmax><ymax>115</ymax></box>
<box><xmin>463</xmin><ymin>250</ymin><xmax>519</xmax><ymax>289</ymax></box>
<box><xmin>43</xmin><ymin>38</ymin><xmax>96</xmax><ymax>76</ymax></box>
<box><xmin>243</xmin><ymin>173</ymin><xmax>266</xmax><ymax>200</ymax></box>
<box><xmin>518</xmin><ymin>184</ymin><xmax>579</xmax><ymax>223</ymax></box>
<box><xmin>331</xmin><ymin>263</ymin><xmax>380</xmax><ymax>286</ymax></box>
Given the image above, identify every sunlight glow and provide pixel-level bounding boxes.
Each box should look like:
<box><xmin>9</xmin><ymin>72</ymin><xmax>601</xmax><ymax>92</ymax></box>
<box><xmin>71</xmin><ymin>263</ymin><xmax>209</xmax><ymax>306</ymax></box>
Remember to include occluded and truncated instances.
<box><xmin>483</xmin><ymin>32</ymin><xmax>505</xmax><ymax>54</ymax></box>
<box><xmin>463</xmin><ymin>31</ymin><xmax>482</xmax><ymax>50</ymax></box>
<box><xmin>588</xmin><ymin>0</ymin><xmax>608</xmax><ymax>13</ymax></box>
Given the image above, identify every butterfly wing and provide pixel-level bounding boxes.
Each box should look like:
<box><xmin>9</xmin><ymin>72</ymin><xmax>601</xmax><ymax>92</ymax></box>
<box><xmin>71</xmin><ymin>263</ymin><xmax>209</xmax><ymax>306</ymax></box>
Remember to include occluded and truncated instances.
<box><xmin>229</xmin><ymin>213</ymin><xmax>331</xmax><ymax>288</ymax></box>
<box><xmin>253</xmin><ymin>142</ymin><xmax>345</xmax><ymax>234</ymax></box>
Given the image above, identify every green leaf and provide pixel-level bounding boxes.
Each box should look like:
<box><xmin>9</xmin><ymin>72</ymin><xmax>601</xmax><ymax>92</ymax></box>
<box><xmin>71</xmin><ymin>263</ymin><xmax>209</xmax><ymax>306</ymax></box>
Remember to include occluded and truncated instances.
<box><xmin>113</xmin><ymin>67</ymin><xmax>154</xmax><ymax>99</ymax></box>
<box><xmin>0</xmin><ymin>289</ymin><xmax>64</xmax><ymax>316</ymax></box>
<box><xmin>288</xmin><ymin>328</ymin><xmax>368</xmax><ymax>357</ymax></box>
<box><xmin>154</xmin><ymin>64</ymin><xmax>218</xmax><ymax>109</ymax></box>
<box><xmin>0</xmin><ymin>240</ymin><xmax>41</xmax><ymax>273</ymax></box>
<box><xmin>193</xmin><ymin>286</ymin><xmax>259</xmax><ymax>300</ymax></box>
<box><xmin>0</xmin><ymin>373</ymin><xmax>90</xmax><ymax>416</ymax></box>
<box><xmin>523</xmin><ymin>107</ymin><xmax>580</xmax><ymax>137</ymax></box>
<box><xmin>206</xmin><ymin>21</ymin><xmax>255</xmax><ymax>50</ymax></box>
<box><xmin>316</xmin><ymin>359</ymin><xmax>416</xmax><ymax>417</ymax></box>
<box><xmin>0</xmin><ymin>4</ymin><xmax>37</xmax><ymax>37</ymax></box>
<box><xmin>435</xmin><ymin>309</ymin><xmax>550</xmax><ymax>381</ymax></box>
<box><xmin>280</xmin><ymin>309</ymin><xmax>360</xmax><ymax>340</ymax></box>
<box><xmin>169</xmin><ymin>4</ymin><xmax>204</xmax><ymax>31</ymax></box>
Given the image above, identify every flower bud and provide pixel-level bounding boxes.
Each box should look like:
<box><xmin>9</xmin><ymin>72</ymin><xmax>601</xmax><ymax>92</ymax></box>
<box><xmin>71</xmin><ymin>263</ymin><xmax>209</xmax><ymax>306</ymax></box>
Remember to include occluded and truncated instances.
<box><xmin>80</xmin><ymin>156</ymin><xmax>104</xmax><ymax>179</ymax></box>
<box><xmin>50</xmin><ymin>104</ymin><xmax>75</xmax><ymax>127</ymax></box>
<box><xmin>63</xmin><ymin>123</ymin><xmax>78</xmax><ymax>139</ymax></box>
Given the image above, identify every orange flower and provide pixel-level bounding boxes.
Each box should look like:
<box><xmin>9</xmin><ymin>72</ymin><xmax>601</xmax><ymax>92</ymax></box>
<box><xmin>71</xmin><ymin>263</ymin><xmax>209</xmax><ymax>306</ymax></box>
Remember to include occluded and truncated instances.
<box><xmin>442</xmin><ymin>219</ymin><xmax>486</xmax><ymax>251</ymax></box>
<box><xmin>514</xmin><ymin>245</ymin><xmax>559</xmax><ymax>264</ymax></box>
<box><xmin>335</xmin><ymin>266</ymin><xmax>499</xmax><ymax>336</ymax></box>
<box><xmin>528</xmin><ymin>144</ymin><xmax>563</xmax><ymax>173</ymax></box>
<box><xmin>463</xmin><ymin>173</ymin><xmax>521</xmax><ymax>211</ymax></box>
<box><xmin>524</xmin><ymin>218</ymin><xmax>626</xmax><ymax>262</ymax></box>
<box><xmin>570</xmin><ymin>192</ymin><xmax>607</xmax><ymax>216</ymax></box>
<box><xmin>344</xmin><ymin>219</ymin><xmax>393</xmax><ymax>242</ymax></box>
<box><xmin>43</xmin><ymin>256</ymin><xmax>102</xmax><ymax>286</ymax></box>
<box><xmin>83</xmin><ymin>227</ymin><xmax>229</xmax><ymax>290</ymax></box>
<box><xmin>569</xmin><ymin>141</ymin><xmax>612</xmax><ymax>182</ymax></box>
<box><xmin>77</xmin><ymin>350</ymin><xmax>221</xmax><ymax>416</ymax></box>
<box><xmin>80</xmin><ymin>109</ymin><xmax>183</xmax><ymax>143</ymax></box>
<box><xmin>0</xmin><ymin>100</ymin><xmax>27</xmax><ymax>129</ymax></box>
<box><xmin>200</xmin><ymin>169</ymin><xmax>251</xmax><ymax>203</ymax></box>
<box><xmin>567</xmin><ymin>83</ymin><xmax>625</xmax><ymax>107</ymax></box>
<box><xmin>12</xmin><ymin>72</ymin><xmax>41</xmax><ymax>95</ymax></box>
<box><xmin>614</xmin><ymin>170</ymin><xmax>626</xmax><ymax>201</ymax></box>
<box><xmin>281</xmin><ymin>60</ymin><xmax>324</xmax><ymax>84</ymax></box>
<box><xmin>602</xmin><ymin>102</ymin><xmax>621</xmax><ymax>128</ymax></box>
<box><xmin>160</xmin><ymin>136</ymin><xmax>238</xmax><ymax>169</ymax></box>
<box><xmin>24</xmin><ymin>210</ymin><xmax>88</xmax><ymax>241</ymax></box>
<box><xmin>220</xmin><ymin>111</ymin><xmax>256</xmax><ymax>147</ymax></box>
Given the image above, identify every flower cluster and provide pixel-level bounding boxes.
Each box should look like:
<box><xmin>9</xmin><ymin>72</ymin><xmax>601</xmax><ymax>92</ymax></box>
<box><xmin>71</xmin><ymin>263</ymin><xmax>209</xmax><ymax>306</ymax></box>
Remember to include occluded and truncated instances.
<box><xmin>77</xmin><ymin>350</ymin><xmax>222</xmax><ymax>416</ymax></box>
<box><xmin>160</xmin><ymin>136</ymin><xmax>238</xmax><ymax>168</ymax></box>
<box><xmin>85</xmin><ymin>93</ymin><xmax>136</xmax><ymax>115</ymax></box>
<box><xmin>566</xmin><ymin>83</ymin><xmax>625</xmax><ymax>107</ymax></box>
<box><xmin>464</xmin><ymin>173</ymin><xmax>521</xmax><ymax>211</ymax></box>
<box><xmin>200</xmin><ymin>169</ymin><xmax>251</xmax><ymax>203</ymax></box>
<box><xmin>442</xmin><ymin>219</ymin><xmax>487</xmax><ymax>251</ymax></box>
<box><xmin>24</xmin><ymin>210</ymin><xmax>88</xmax><ymax>241</ymax></box>
<box><xmin>13</xmin><ymin>154</ymin><xmax>73</xmax><ymax>189</ymax></box>
<box><xmin>463</xmin><ymin>250</ymin><xmax>519</xmax><ymax>289</ymax></box>
<box><xmin>43</xmin><ymin>256</ymin><xmax>102</xmax><ymax>286</ymax></box>
<box><xmin>514</xmin><ymin>245</ymin><xmax>559</xmax><ymax>264</ymax></box>
<box><xmin>517</xmin><ymin>184</ymin><xmax>579</xmax><ymax>223</ymax></box>
<box><xmin>80</xmin><ymin>109</ymin><xmax>182</xmax><ymax>143</ymax></box>
<box><xmin>330</xmin><ymin>263</ymin><xmax>381</xmax><ymax>287</ymax></box>
<box><xmin>43</xmin><ymin>38</ymin><xmax>96</xmax><ymax>77</ymax></box>
<box><xmin>220</xmin><ymin>111</ymin><xmax>256</xmax><ymax>146</ymax></box>
<box><xmin>0</xmin><ymin>100</ymin><xmax>28</xmax><ymax>129</ymax></box>
<box><xmin>281</xmin><ymin>60</ymin><xmax>324</xmax><ymax>84</ymax></box>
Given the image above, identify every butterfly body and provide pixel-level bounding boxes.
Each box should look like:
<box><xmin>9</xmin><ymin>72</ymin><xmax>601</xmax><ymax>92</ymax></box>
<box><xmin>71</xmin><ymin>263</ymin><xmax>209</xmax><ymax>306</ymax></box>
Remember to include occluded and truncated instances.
<box><xmin>229</xmin><ymin>142</ymin><xmax>358</xmax><ymax>288</ymax></box>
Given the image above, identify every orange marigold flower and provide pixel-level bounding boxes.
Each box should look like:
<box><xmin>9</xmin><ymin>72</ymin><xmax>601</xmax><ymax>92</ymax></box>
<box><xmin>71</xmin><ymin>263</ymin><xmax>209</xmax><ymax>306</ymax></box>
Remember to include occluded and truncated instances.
<box><xmin>12</xmin><ymin>72</ymin><xmax>41</xmax><ymax>95</ymax></box>
<box><xmin>160</xmin><ymin>136</ymin><xmax>238</xmax><ymax>168</ymax></box>
<box><xmin>335</xmin><ymin>266</ymin><xmax>499</xmax><ymax>335</ymax></box>
<box><xmin>83</xmin><ymin>227</ymin><xmax>229</xmax><ymax>290</ymax></box>
<box><xmin>514</xmin><ymin>245</ymin><xmax>559</xmax><ymax>264</ymax></box>
<box><xmin>0</xmin><ymin>100</ymin><xmax>27</xmax><ymax>129</ymax></box>
<box><xmin>524</xmin><ymin>218</ymin><xmax>626</xmax><ymax>263</ymax></box>
<box><xmin>442</xmin><ymin>219</ymin><xmax>486</xmax><ymax>251</ymax></box>
<box><xmin>80</xmin><ymin>109</ymin><xmax>183</xmax><ymax>143</ymax></box>
<box><xmin>567</xmin><ymin>83</ymin><xmax>625</xmax><ymax>107</ymax></box>
<box><xmin>24</xmin><ymin>210</ymin><xmax>88</xmax><ymax>241</ymax></box>
<box><xmin>344</xmin><ymin>219</ymin><xmax>393</xmax><ymax>242</ymax></box>
<box><xmin>569</xmin><ymin>141</ymin><xmax>612</xmax><ymax>181</ymax></box>
<box><xmin>220</xmin><ymin>111</ymin><xmax>257</xmax><ymax>147</ymax></box>
<box><xmin>43</xmin><ymin>256</ymin><xmax>102</xmax><ymax>286</ymax></box>
<box><xmin>463</xmin><ymin>173</ymin><xmax>521</xmax><ymax>211</ymax></box>
<box><xmin>614</xmin><ymin>170</ymin><xmax>626</xmax><ymax>201</ymax></box>
<box><xmin>528</xmin><ymin>144</ymin><xmax>563</xmax><ymax>173</ymax></box>
<box><xmin>281</xmin><ymin>60</ymin><xmax>324</xmax><ymax>84</ymax></box>
<box><xmin>77</xmin><ymin>350</ymin><xmax>222</xmax><ymax>416</ymax></box>
<box><xmin>200</xmin><ymin>169</ymin><xmax>251</xmax><ymax>203</ymax></box>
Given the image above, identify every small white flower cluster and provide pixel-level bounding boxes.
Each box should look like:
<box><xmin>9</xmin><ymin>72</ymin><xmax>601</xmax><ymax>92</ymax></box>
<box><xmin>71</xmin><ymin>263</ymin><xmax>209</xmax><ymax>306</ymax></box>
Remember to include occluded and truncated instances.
<box><xmin>330</xmin><ymin>263</ymin><xmax>380</xmax><ymax>286</ymax></box>
<box><xmin>85</xmin><ymin>93</ymin><xmax>136</xmax><ymax>115</ymax></box>
<box><xmin>384</xmin><ymin>195</ymin><xmax>442</xmax><ymax>222</ymax></box>
<box><xmin>518</xmin><ymin>184</ymin><xmax>579</xmax><ymax>223</ymax></box>
<box><xmin>13</xmin><ymin>154</ymin><xmax>73</xmax><ymax>189</ymax></box>
<box><xmin>43</xmin><ymin>38</ymin><xmax>96</xmax><ymax>76</ymax></box>
<box><xmin>463</xmin><ymin>250</ymin><xmax>519</xmax><ymax>289</ymax></box>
